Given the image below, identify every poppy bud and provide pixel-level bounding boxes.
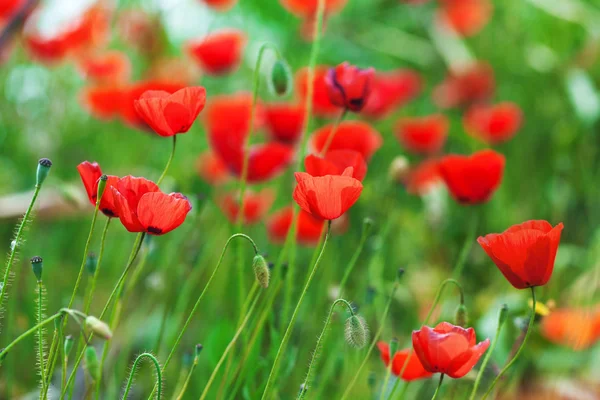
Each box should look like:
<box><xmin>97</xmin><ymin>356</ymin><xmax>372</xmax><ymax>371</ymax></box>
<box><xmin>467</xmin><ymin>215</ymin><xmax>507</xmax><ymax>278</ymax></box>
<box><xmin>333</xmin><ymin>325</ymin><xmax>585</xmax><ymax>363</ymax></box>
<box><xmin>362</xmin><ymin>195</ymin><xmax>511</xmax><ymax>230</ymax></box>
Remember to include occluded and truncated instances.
<box><xmin>64</xmin><ymin>335</ymin><xmax>74</xmax><ymax>356</ymax></box>
<box><xmin>325</xmin><ymin>62</ymin><xmax>375</xmax><ymax>113</ymax></box>
<box><xmin>253</xmin><ymin>254</ymin><xmax>270</xmax><ymax>289</ymax></box>
<box><xmin>388</xmin><ymin>156</ymin><xmax>410</xmax><ymax>183</ymax></box>
<box><xmin>36</xmin><ymin>158</ymin><xmax>52</xmax><ymax>186</ymax></box>
<box><xmin>86</xmin><ymin>252</ymin><xmax>98</xmax><ymax>275</ymax></box>
<box><xmin>455</xmin><ymin>304</ymin><xmax>469</xmax><ymax>327</ymax></box>
<box><xmin>389</xmin><ymin>337</ymin><xmax>399</xmax><ymax>356</ymax></box>
<box><xmin>498</xmin><ymin>304</ymin><xmax>509</xmax><ymax>326</ymax></box>
<box><xmin>96</xmin><ymin>175</ymin><xmax>108</xmax><ymax>204</ymax></box>
<box><xmin>30</xmin><ymin>256</ymin><xmax>43</xmax><ymax>281</ymax></box>
<box><xmin>363</xmin><ymin>217</ymin><xmax>374</xmax><ymax>233</ymax></box>
<box><xmin>85</xmin><ymin>346</ymin><xmax>100</xmax><ymax>382</ymax></box>
<box><xmin>85</xmin><ymin>316</ymin><xmax>112</xmax><ymax>340</ymax></box>
<box><xmin>345</xmin><ymin>315</ymin><xmax>369</xmax><ymax>349</ymax></box>
<box><xmin>270</xmin><ymin>59</ymin><xmax>291</xmax><ymax>97</ymax></box>
<box><xmin>195</xmin><ymin>343</ymin><xmax>203</xmax><ymax>359</ymax></box>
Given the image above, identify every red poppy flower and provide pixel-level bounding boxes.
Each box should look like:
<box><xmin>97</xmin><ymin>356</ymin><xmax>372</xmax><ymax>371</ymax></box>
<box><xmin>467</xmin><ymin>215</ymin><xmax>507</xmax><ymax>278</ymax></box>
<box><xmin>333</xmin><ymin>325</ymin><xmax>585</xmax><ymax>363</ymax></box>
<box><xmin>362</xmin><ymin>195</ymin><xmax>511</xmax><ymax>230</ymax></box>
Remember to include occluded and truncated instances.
<box><xmin>433</xmin><ymin>62</ymin><xmax>495</xmax><ymax>109</ymax></box>
<box><xmin>412</xmin><ymin>322</ymin><xmax>490</xmax><ymax>379</ymax></box>
<box><xmin>464</xmin><ymin>102</ymin><xmax>523</xmax><ymax>144</ymax></box>
<box><xmin>279</xmin><ymin>0</ymin><xmax>348</xmax><ymax>18</ymax></box>
<box><xmin>377</xmin><ymin>342</ymin><xmax>433</xmax><ymax>381</ymax></box>
<box><xmin>186</xmin><ymin>29</ymin><xmax>247</xmax><ymax>75</ymax></box>
<box><xmin>201</xmin><ymin>0</ymin><xmax>238</xmax><ymax>11</ymax></box>
<box><xmin>396</xmin><ymin>114</ymin><xmax>449</xmax><ymax>155</ymax></box>
<box><xmin>311</xmin><ymin>121</ymin><xmax>383</xmax><ymax>160</ymax></box>
<box><xmin>305</xmin><ymin>150</ymin><xmax>367</xmax><ymax>181</ymax></box>
<box><xmin>438</xmin><ymin>0</ymin><xmax>492</xmax><ymax>37</ymax></box>
<box><xmin>325</xmin><ymin>62</ymin><xmax>375</xmax><ymax>113</ymax></box>
<box><xmin>77</xmin><ymin>161</ymin><xmax>120</xmax><ymax>217</ymax></box>
<box><xmin>77</xmin><ymin>51</ymin><xmax>131</xmax><ymax>84</ymax></box>
<box><xmin>81</xmin><ymin>85</ymin><xmax>126</xmax><ymax>120</ymax></box>
<box><xmin>263</xmin><ymin>102</ymin><xmax>305</xmax><ymax>144</ymax></box>
<box><xmin>133</xmin><ymin>86</ymin><xmax>206</xmax><ymax>137</ymax></box>
<box><xmin>0</xmin><ymin>0</ymin><xmax>24</xmax><ymax>20</ymax></box>
<box><xmin>363</xmin><ymin>69</ymin><xmax>422</xmax><ymax>120</ymax></box>
<box><xmin>405</xmin><ymin>159</ymin><xmax>442</xmax><ymax>196</ymax></box>
<box><xmin>196</xmin><ymin>151</ymin><xmax>230</xmax><ymax>185</ymax></box>
<box><xmin>477</xmin><ymin>220</ymin><xmax>564</xmax><ymax>289</ymax></box>
<box><xmin>121</xmin><ymin>81</ymin><xmax>186</xmax><ymax>129</ymax></box>
<box><xmin>541</xmin><ymin>307</ymin><xmax>600</xmax><ymax>351</ymax></box>
<box><xmin>438</xmin><ymin>149</ymin><xmax>505</xmax><ymax>204</ymax></box>
<box><xmin>267</xmin><ymin>206</ymin><xmax>325</xmax><ymax>246</ymax></box>
<box><xmin>218</xmin><ymin>189</ymin><xmax>275</xmax><ymax>225</ymax></box>
<box><xmin>296</xmin><ymin>66</ymin><xmax>339</xmax><ymax>117</ymax></box>
<box><xmin>293</xmin><ymin>167</ymin><xmax>363</xmax><ymax>220</ymax></box>
<box><xmin>112</xmin><ymin>176</ymin><xmax>191</xmax><ymax>235</ymax></box>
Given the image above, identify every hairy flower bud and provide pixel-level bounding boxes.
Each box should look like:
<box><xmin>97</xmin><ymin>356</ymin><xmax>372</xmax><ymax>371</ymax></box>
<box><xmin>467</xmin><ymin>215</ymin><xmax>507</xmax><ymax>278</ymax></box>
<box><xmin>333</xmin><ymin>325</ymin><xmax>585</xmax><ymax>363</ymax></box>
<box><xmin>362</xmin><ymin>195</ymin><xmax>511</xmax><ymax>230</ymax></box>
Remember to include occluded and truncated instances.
<box><xmin>345</xmin><ymin>315</ymin><xmax>369</xmax><ymax>349</ymax></box>
<box><xmin>30</xmin><ymin>256</ymin><xmax>43</xmax><ymax>281</ymax></box>
<box><xmin>85</xmin><ymin>347</ymin><xmax>100</xmax><ymax>382</ymax></box>
<box><xmin>253</xmin><ymin>254</ymin><xmax>270</xmax><ymax>289</ymax></box>
<box><xmin>36</xmin><ymin>158</ymin><xmax>52</xmax><ymax>186</ymax></box>
<box><xmin>85</xmin><ymin>316</ymin><xmax>112</xmax><ymax>340</ymax></box>
<box><xmin>455</xmin><ymin>304</ymin><xmax>469</xmax><ymax>327</ymax></box>
<box><xmin>270</xmin><ymin>59</ymin><xmax>291</xmax><ymax>96</ymax></box>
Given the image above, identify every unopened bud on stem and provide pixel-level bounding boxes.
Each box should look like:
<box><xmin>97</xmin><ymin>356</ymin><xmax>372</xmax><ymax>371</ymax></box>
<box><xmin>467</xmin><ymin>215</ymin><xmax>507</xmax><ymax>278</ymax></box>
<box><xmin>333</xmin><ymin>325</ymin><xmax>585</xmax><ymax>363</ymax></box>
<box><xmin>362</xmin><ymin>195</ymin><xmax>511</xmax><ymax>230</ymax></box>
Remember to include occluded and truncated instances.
<box><xmin>85</xmin><ymin>316</ymin><xmax>112</xmax><ymax>340</ymax></box>
<box><xmin>30</xmin><ymin>256</ymin><xmax>43</xmax><ymax>281</ymax></box>
<box><xmin>36</xmin><ymin>158</ymin><xmax>52</xmax><ymax>186</ymax></box>
<box><xmin>345</xmin><ymin>315</ymin><xmax>369</xmax><ymax>349</ymax></box>
<box><xmin>253</xmin><ymin>254</ymin><xmax>270</xmax><ymax>288</ymax></box>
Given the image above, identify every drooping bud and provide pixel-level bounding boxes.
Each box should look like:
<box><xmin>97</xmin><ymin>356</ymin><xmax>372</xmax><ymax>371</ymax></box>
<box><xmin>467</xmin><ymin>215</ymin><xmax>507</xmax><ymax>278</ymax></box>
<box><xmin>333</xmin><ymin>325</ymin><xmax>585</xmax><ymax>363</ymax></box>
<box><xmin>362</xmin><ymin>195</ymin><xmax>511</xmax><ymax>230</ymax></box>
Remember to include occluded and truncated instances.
<box><xmin>36</xmin><ymin>158</ymin><xmax>52</xmax><ymax>186</ymax></box>
<box><xmin>30</xmin><ymin>256</ymin><xmax>43</xmax><ymax>281</ymax></box>
<box><xmin>345</xmin><ymin>315</ymin><xmax>369</xmax><ymax>349</ymax></box>
<box><xmin>85</xmin><ymin>346</ymin><xmax>100</xmax><ymax>382</ymax></box>
<box><xmin>86</xmin><ymin>252</ymin><xmax>98</xmax><ymax>275</ymax></box>
<box><xmin>64</xmin><ymin>335</ymin><xmax>74</xmax><ymax>356</ymax></box>
<box><xmin>269</xmin><ymin>59</ymin><xmax>291</xmax><ymax>97</ymax></box>
<box><xmin>253</xmin><ymin>254</ymin><xmax>270</xmax><ymax>289</ymax></box>
<box><xmin>96</xmin><ymin>175</ymin><xmax>108</xmax><ymax>204</ymax></box>
<box><xmin>85</xmin><ymin>316</ymin><xmax>113</xmax><ymax>340</ymax></box>
<box><xmin>455</xmin><ymin>304</ymin><xmax>469</xmax><ymax>327</ymax></box>
<box><xmin>388</xmin><ymin>156</ymin><xmax>410</xmax><ymax>183</ymax></box>
<box><xmin>389</xmin><ymin>337</ymin><xmax>399</xmax><ymax>356</ymax></box>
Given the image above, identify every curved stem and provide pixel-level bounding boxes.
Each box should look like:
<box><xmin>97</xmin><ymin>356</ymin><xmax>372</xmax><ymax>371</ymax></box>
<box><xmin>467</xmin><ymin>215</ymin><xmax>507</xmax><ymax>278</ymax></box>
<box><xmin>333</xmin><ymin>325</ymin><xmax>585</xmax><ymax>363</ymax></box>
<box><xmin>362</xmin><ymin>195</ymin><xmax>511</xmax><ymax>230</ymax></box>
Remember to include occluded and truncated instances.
<box><xmin>84</xmin><ymin>217</ymin><xmax>112</xmax><ymax>314</ymax></box>
<box><xmin>298</xmin><ymin>298</ymin><xmax>355</xmax><ymax>399</ymax></box>
<box><xmin>121</xmin><ymin>353</ymin><xmax>162</xmax><ymax>400</ymax></box>
<box><xmin>481</xmin><ymin>287</ymin><xmax>536</xmax><ymax>400</ymax></box>
<box><xmin>0</xmin><ymin>183</ymin><xmax>42</xmax><ymax>319</ymax></box>
<box><xmin>146</xmin><ymin>233</ymin><xmax>259</xmax><ymax>399</ymax></box>
<box><xmin>157</xmin><ymin>136</ymin><xmax>177</xmax><ymax>186</ymax></box>
<box><xmin>340</xmin><ymin>282</ymin><xmax>399</xmax><ymax>400</ymax></box>
<box><xmin>261</xmin><ymin>220</ymin><xmax>331</xmax><ymax>400</ymax></box>
<box><xmin>469</xmin><ymin>305</ymin><xmax>509</xmax><ymax>400</ymax></box>
<box><xmin>198</xmin><ymin>291</ymin><xmax>262</xmax><ymax>400</ymax></box>
<box><xmin>0</xmin><ymin>311</ymin><xmax>65</xmax><ymax>362</ymax></box>
<box><xmin>319</xmin><ymin>110</ymin><xmax>347</xmax><ymax>156</ymax></box>
<box><xmin>431</xmin><ymin>374</ymin><xmax>444</xmax><ymax>400</ymax></box>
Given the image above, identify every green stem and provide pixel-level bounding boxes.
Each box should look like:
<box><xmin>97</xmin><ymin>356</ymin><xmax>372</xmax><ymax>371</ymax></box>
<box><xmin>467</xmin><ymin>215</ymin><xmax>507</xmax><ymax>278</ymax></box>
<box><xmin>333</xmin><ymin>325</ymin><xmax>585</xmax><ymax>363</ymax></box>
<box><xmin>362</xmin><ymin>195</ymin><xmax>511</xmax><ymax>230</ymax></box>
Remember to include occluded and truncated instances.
<box><xmin>340</xmin><ymin>282</ymin><xmax>399</xmax><ymax>400</ymax></box>
<box><xmin>0</xmin><ymin>183</ymin><xmax>42</xmax><ymax>320</ymax></box>
<box><xmin>469</xmin><ymin>305</ymin><xmax>509</xmax><ymax>400</ymax></box>
<box><xmin>298</xmin><ymin>298</ymin><xmax>355</xmax><ymax>399</ymax></box>
<box><xmin>175</xmin><ymin>354</ymin><xmax>199</xmax><ymax>400</ymax></box>
<box><xmin>451</xmin><ymin>212</ymin><xmax>478</xmax><ymax>279</ymax></box>
<box><xmin>0</xmin><ymin>311</ymin><xmax>65</xmax><ymax>362</ymax></box>
<box><xmin>431</xmin><ymin>374</ymin><xmax>444</xmax><ymax>400</ymax></box>
<box><xmin>260</xmin><ymin>220</ymin><xmax>331</xmax><ymax>400</ymax></box>
<box><xmin>380</xmin><ymin>360</ymin><xmax>393</xmax><ymax>400</ymax></box>
<box><xmin>37</xmin><ymin>281</ymin><xmax>46</xmax><ymax>391</ymax></box>
<box><xmin>121</xmin><ymin>353</ymin><xmax>162</xmax><ymax>400</ymax></box>
<box><xmin>198</xmin><ymin>291</ymin><xmax>262</xmax><ymax>400</ymax></box>
<box><xmin>338</xmin><ymin>222</ymin><xmax>370</xmax><ymax>296</ymax></box>
<box><xmin>84</xmin><ymin>217</ymin><xmax>112</xmax><ymax>314</ymax></box>
<box><xmin>481</xmin><ymin>287</ymin><xmax>536</xmax><ymax>400</ymax></box>
<box><xmin>157</xmin><ymin>135</ymin><xmax>177</xmax><ymax>186</ymax></box>
<box><xmin>319</xmin><ymin>110</ymin><xmax>346</xmax><ymax>156</ymax></box>
<box><xmin>146</xmin><ymin>233</ymin><xmax>259</xmax><ymax>399</ymax></box>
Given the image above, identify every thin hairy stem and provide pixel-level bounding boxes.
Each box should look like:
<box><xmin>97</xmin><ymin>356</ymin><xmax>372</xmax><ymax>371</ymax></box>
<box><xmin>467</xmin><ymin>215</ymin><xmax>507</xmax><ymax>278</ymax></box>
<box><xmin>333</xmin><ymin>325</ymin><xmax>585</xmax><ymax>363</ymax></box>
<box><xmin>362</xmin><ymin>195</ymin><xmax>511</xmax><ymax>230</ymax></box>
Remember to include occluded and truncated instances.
<box><xmin>37</xmin><ymin>282</ymin><xmax>46</xmax><ymax>391</ymax></box>
<box><xmin>121</xmin><ymin>353</ymin><xmax>162</xmax><ymax>400</ymax></box>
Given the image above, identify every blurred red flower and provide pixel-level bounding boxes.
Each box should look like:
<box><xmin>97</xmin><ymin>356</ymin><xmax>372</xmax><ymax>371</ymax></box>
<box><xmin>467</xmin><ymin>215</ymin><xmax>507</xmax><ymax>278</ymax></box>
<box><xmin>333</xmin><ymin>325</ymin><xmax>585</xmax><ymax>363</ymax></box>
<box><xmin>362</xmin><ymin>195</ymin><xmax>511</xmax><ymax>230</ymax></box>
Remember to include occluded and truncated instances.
<box><xmin>0</xmin><ymin>0</ymin><xmax>24</xmax><ymax>20</ymax></box>
<box><xmin>325</xmin><ymin>62</ymin><xmax>375</xmax><ymax>113</ymax></box>
<box><xmin>412</xmin><ymin>322</ymin><xmax>490</xmax><ymax>378</ymax></box>
<box><xmin>134</xmin><ymin>86</ymin><xmax>207</xmax><ymax>137</ymax></box>
<box><xmin>82</xmin><ymin>85</ymin><xmax>126</xmax><ymax>120</ymax></box>
<box><xmin>196</xmin><ymin>151</ymin><xmax>231</xmax><ymax>185</ymax></box>
<box><xmin>405</xmin><ymin>159</ymin><xmax>442</xmax><ymax>196</ymax></box>
<box><xmin>112</xmin><ymin>176</ymin><xmax>191</xmax><ymax>235</ymax></box>
<box><xmin>363</xmin><ymin>69</ymin><xmax>422</xmax><ymax>120</ymax></box>
<box><xmin>438</xmin><ymin>149</ymin><xmax>505</xmax><ymax>204</ymax></box>
<box><xmin>201</xmin><ymin>0</ymin><xmax>238</xmax><ymax>11</ymax></box>
<box><xmin>77</xmin><ymin>161</ymin><xmax>120</xmax><ymax>217</ymax></box>
<box><xmin>304</xmin><ymin>150</ymin><xmax>367</xmax><ymax>181</ymax></box>
<box><xmin>477</xmin><ymin>220</ymin><xmax>564</xmax><ymax>289</ymax></box>
<box><xmin>279</xmin><ymin>0</ymin><xmax>348</xmax><ymax>18</ymax></box>
<box><xmin>77</xmin><ymin>51</ymin><xmax>131</xmax><ymax>84</ymax></box>
<box><xmin>376</xmin><ymin>342</ymin><xmax>433</xmax><ymax>381</ymax></box>
<box><xmin>433</xmin><ymin>62</ymin><xmax>495</xmax><ymax>109</ymax></box>
<box><xmin>311</xmin><ymin>121</ymin><xmax>383</xmax><ymax>160</ymax></box>
<box><xmin>464</xmin><ymin>102</ymin><xmax>523</xmax><ymax>144</ymax></box>
<box><xmin>263</xmin><ymin>102</ymin><xmax>306</xmax><ymax>144</ymax></box>
<box><xmin>541</xmin><ymin>307</ymin><xmax>600</xmax><ymax>351</ymax></box>
<box><xmin>218</xmin><ymin>189</ymin><xmax>275</xmax><ymax>224</ymax></box>
<box><xmin>186</xmin><ymin>29</ymin><xmax>247</xmax><ymax>75</ymax></box>
<box><xmin>395</xmin><ymin>114</ymin><xmax>449</xmax><ymax>155</ymax></box>
<box><xmin>438</xmin><ymin>0</ymin><xmax>492</xmax><ymax>37</ymax></box>
<box><xmin>267</xmin><ymin>206</ymin><xmax>325</xmax><ymax>246</ymax></box>
<box><xmin>293</xmin><ymin>167</ymin><xmax>363</xmax><ymax>220</ymax></box>
<box><xmin>296</xmin><ymin>66</ymin><xmax>339</xmax><ymax>117</ymax></box>
<box><xmin>120</xmin><ymin>81</ymin><xmax>186</xmax><ymax>129</ymax></box>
